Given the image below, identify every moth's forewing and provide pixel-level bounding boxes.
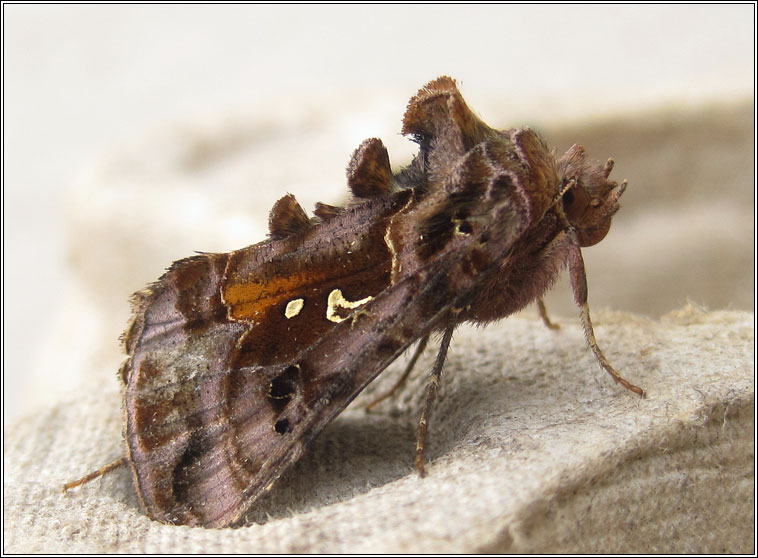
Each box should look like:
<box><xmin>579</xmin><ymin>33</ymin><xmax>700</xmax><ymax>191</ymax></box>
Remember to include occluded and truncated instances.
<box><xmin>122</xmin><ymin>192</ymin><xmax>404</xmax><ymax>526</ymax></box>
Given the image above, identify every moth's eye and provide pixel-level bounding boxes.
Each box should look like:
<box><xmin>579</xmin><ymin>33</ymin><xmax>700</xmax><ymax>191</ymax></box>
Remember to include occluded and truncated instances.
<box><xmin>562</xmin><ymin>184</ymin><xmax>590</xmax><ymax>221</ymax></box>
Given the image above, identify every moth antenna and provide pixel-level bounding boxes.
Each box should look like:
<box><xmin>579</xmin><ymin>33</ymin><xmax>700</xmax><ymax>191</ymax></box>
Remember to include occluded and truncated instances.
<box><xmin>62</xmin><ymin>457</ymin><xmax>127</xmax><ymax>493</ymax></box>
<box><xmin>562</xmin><ymin>177</ymin><xmax>577</xmax><ymax>196</ymax></box>
<box><xmin>552</xmin><ymin>176</ymin><xmax>577</xmax><ymax>208</ymax></box>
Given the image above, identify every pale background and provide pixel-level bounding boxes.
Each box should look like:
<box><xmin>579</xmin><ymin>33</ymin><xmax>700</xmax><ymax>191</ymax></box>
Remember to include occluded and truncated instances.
<box><xmin>3</xmin><ymin>4</ymin><xmax>754</xmax><ymax>426</ymax></box>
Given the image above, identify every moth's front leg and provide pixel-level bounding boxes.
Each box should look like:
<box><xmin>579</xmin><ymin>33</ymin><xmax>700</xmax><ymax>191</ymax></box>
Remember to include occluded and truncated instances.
<box><xmin>566</xmin><ymin>233</ymin><xmax>645</xmax><ymax>397</ymax></box>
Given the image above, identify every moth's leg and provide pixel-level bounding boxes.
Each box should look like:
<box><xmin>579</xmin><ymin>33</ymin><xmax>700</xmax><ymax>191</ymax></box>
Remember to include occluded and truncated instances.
<box><xmin>567</xmin><ymin>239</ymin><xmax>645</xmax><ymax>397</ymax></box>
<box><xmin>62</xmin><ymin>457</ymin><xmax>127</xmax><ymax>493</ymax></box>
<box><xmin>365</xmin><ymin>334</ymin><xmax>430</xmax><ymax>412</ymax></box>
<box><xmin>415</xmin><ymin>324</ymin><xmax>455</xmax><ymax>477</ymax></box>
<box><xmin>537</xmin><ymin>298</ymin><xmax>560</xmax><ymax>330</ymax></box>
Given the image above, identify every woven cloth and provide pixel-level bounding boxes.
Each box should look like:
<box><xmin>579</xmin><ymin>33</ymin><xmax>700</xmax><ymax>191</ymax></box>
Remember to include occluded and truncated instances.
<box><xmin>4</xmin><ymin>305</ymin><xmax>753</xmax><ymax>553</ymax></box>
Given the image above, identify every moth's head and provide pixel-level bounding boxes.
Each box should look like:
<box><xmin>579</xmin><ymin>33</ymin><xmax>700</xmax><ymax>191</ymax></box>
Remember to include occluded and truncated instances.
<box><xmin>557</xmin><ymin>144</ymin><xmax>626</xmax><ymax>247</ymax></box>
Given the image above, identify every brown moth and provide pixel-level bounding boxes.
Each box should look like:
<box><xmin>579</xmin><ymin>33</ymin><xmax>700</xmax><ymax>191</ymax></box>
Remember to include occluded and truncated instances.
<box><xmin>64</xmin><ymin>76</ymin><xmax>643</xmax><ymax>527</ymax></box>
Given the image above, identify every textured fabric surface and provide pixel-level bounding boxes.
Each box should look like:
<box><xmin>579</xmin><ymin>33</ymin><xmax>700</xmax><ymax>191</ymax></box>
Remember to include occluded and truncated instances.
<box><xmin>3</xmin><ymin>306</ymin><xmax>753</xmax><ymax>553</ymax></box>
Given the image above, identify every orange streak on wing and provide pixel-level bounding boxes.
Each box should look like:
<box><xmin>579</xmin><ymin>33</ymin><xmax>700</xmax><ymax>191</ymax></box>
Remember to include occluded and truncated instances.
<box><xmin>223</xmin><ymin>272</ymin><xmax>327</xmax><ymax>321</ymax></box>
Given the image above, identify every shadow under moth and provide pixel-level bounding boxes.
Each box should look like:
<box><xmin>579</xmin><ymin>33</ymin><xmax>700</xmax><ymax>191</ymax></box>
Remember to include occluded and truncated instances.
<box><xmin>64</xmin><ymin>76</ymin><xmax>644</xmax><ymax>527</ymax></box>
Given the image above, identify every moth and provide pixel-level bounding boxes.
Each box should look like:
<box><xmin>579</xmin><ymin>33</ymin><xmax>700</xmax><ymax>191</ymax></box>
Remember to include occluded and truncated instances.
<box><xmin>64</xmin><ymin>76</ymin><xmax>643</xmax><ymax>527</ymax></box>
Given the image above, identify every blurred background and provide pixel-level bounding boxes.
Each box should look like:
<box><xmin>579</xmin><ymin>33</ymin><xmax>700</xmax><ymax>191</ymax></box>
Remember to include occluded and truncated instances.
<box><xmin>3</xmin><ymin>4</ymin><xmax>754</xmax><ymax>424</ymax></box>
